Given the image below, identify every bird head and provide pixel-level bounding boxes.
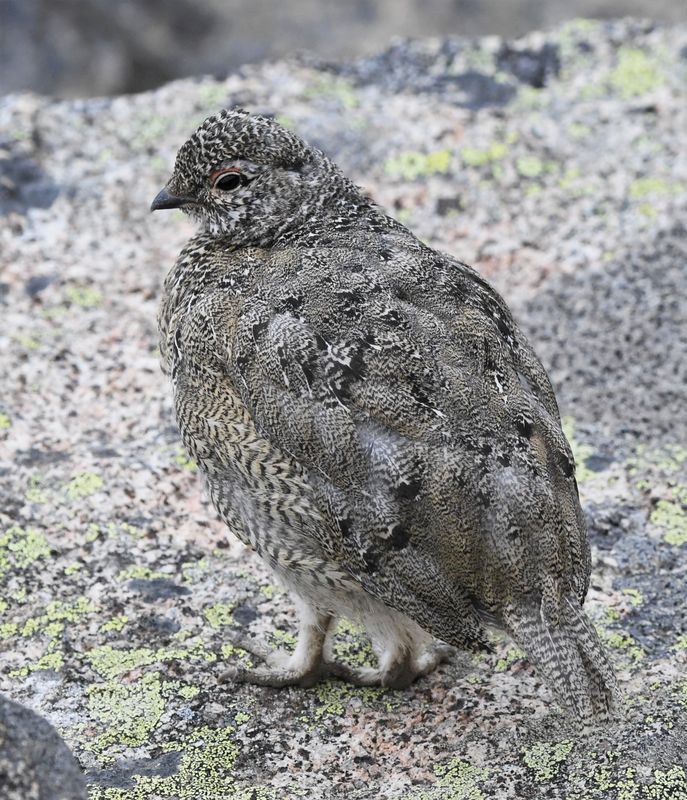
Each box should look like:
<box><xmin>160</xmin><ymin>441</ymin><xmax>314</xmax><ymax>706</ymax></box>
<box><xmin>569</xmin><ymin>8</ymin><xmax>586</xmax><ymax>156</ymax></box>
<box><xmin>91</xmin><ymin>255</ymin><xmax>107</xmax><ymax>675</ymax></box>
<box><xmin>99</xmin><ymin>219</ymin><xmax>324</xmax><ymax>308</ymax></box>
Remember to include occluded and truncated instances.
<box><xmin>151</xmin><ymin>108</ymin><xmax>359</xmax><ymax>246</ymax></box>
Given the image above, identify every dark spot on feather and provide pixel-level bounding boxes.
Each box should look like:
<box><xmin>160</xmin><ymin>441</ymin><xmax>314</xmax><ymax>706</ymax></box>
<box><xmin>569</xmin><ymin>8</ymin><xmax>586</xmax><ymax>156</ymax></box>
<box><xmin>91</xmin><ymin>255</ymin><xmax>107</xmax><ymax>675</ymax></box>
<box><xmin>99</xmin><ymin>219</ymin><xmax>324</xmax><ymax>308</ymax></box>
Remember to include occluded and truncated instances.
<box><xmin>515</xmin><ymin>417</ymin><xmax>533</xmax><ymax>438</ymax></box>
<box><xmin>301</xmin><ymin>360</ymin><xmax>315</xmax><ymax>388</ymax></box>
<box><xmin>338</xmin><ymin>517</ymin><xmax>353</xmax><ymax>538</ymax></box>
<box><xmin>363</xmin><ymin>547</ymin><xmax>379</xmax><ymax>573</ymax></box>
<box><xmin>557</xmin><ymin>450</ymin><xmax>575</xmax><ymax>478</ymax></box>
<box><xmin>396</xmin><ymin>476</ymin><xmax>422</xmax><ymax>500</ymax></box>
<box><xmin>464</xmin><ymin>265</ymin><xmax>495</xmax><ymax>294</ymax></box>
<box><xmin>447</xmin><ymin>279</ymin><xmax>468</xmax><ymax>303</ymax></box>
<box><xmin>476</xmin><ymin>488</ymin><xmax>491</xmax><ymax>508</ymax></box>
<box><xmin>235</xmin><ymin>354</ymin><xmax>249</xmax><ymax>371</ymax></box>
<box><xmin>389</xmin><ymin>524</ymin><xmax>411</xmax><ymax>549</ymax></box>
<box><xmin>409</xmin><ymin>377</ymin><xmax>433</xmax><ymax>408</ymax></box>
<box><xmin>495</xmin><ymin>315</ymin><xmax>514</xmax><ymax>341</ymax></box>
<box><xmin>252</xmin><ymin>320</ymin><xmax>268</xmax><ymax>339</ymax></box>
<box><xmin>380</xmin><ymin>307</ymin><xmax>402</xmax><ymax>326</ymax></box>
<box><xmin>336</xmin><ymin>290</ymin><xmax>362</xmax><ymax>304</ymax></box>
<box><xmin>497</xmin><ymin>452</ymin><xmax>511</xmax><ymax>467</ymax></box>
<box><xmin>275</xmin><ymin>295</ymin><xmax>303</xmax><ymax>313</ymax></box>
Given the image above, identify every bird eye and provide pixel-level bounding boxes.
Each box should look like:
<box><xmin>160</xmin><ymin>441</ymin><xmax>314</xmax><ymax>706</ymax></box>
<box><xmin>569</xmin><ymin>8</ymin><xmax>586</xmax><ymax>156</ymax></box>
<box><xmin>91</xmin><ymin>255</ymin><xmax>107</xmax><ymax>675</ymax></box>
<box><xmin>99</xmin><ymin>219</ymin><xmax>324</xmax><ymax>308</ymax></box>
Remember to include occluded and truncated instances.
<box><xmin>212</xmin><ymin>171</ymin><xmax>244</xmax><ymax>191</ymax></box>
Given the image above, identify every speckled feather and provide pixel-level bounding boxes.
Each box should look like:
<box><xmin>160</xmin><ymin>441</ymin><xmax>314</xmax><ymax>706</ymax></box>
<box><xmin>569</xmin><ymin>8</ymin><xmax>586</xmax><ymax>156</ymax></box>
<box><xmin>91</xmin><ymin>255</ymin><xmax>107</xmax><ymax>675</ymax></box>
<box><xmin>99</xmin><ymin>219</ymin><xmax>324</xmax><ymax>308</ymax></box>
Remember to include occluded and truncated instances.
<box><xmin>157</xmin><ymin>109</ymin><xmax>617</xmax><ymax>719</ymax></box>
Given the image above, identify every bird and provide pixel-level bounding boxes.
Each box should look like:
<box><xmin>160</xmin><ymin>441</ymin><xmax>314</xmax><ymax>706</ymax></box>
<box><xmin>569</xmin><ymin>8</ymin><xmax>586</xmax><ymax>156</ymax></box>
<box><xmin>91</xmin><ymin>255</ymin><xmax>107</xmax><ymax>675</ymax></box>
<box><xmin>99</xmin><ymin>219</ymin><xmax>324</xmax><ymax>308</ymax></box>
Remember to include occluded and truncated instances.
<box><xmin>151</xmin><ymin>108</ymin><xmax>618</xmax><ymax>721</ymax></box>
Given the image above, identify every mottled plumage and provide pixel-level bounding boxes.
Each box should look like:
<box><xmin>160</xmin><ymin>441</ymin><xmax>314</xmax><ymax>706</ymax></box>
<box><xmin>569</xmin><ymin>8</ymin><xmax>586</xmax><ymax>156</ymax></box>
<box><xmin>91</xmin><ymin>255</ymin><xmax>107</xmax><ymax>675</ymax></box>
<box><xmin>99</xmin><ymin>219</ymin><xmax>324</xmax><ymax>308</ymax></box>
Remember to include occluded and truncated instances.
<box><xmin>152</xmin><ymin>109</ymin><xmax>617</xmax><ymax>720</ymax></box>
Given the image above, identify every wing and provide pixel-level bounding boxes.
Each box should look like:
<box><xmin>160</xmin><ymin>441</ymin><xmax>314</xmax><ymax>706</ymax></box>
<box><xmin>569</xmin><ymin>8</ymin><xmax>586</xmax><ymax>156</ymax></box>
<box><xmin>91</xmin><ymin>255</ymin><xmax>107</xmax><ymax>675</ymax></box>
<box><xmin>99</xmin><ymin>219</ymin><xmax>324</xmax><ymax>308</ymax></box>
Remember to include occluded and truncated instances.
<box><xmin>227</xmin><ymin>233</ymin><xmax>589</xmax><ymax>649</ymax></box>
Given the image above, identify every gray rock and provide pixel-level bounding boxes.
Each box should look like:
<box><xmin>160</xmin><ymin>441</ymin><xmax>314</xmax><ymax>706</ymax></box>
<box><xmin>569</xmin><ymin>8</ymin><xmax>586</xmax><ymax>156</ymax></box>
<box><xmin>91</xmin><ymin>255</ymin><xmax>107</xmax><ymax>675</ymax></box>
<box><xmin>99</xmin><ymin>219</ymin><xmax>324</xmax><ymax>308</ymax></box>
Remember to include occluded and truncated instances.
<box><xmin>0</xmin><ymin>694</ymin><xmax>86</xmax><ymax>800</ymax></box>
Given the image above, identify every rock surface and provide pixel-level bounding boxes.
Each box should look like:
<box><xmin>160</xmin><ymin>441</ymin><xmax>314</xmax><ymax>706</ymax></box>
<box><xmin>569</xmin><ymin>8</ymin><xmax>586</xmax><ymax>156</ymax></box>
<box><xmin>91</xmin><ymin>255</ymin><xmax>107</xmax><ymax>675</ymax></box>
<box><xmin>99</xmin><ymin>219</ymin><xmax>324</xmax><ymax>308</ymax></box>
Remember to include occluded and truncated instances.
<box><xmin>0</xmin><ymin>692</ymin><xmax>87</xmax><ymax>800</ymax></box>
<box><xmin>0</xmin><ymin>17</ymin><xmax>686</xmax><ymax>800</ymax></box>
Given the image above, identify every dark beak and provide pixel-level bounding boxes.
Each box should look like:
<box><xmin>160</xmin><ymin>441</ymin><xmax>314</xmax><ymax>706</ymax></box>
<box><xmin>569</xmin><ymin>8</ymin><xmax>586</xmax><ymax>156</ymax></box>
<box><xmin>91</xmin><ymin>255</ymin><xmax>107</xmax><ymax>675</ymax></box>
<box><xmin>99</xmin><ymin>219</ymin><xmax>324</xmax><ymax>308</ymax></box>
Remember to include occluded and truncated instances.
<box><xmin>150</xmin><ymin>187</ymin><xmax>195</xmax><ymax>211</ymax></box>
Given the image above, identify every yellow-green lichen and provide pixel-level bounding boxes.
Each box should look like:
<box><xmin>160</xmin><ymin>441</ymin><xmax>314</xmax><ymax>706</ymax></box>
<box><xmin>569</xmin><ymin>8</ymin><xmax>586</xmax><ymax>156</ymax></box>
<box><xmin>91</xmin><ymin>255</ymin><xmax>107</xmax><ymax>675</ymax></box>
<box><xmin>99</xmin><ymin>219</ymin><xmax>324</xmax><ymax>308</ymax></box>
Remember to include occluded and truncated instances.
<box><xmin>130</xmin><ymin>113</ymin><xmax>176</xmax><ymax>149</ymax></box>
<box><xmin>0</xmin><ymin>412</ymin><xmax>11</xmax><ymax>429</ymax></box>
<box><xmin>10</xmin><ymin>596</ymin><xmax>97</xmax><ymax>676</ymax></box>
<box><xmin>568</xmin><ymin>762</ymin><xmax>687</xmax><ymax>800</ymax></box>
<box><xmin>332</xmin><ymin>617</ymin><xmax>377</xmax><ymax>667</ymax></box>
<box><xmin>312</xmin><ymin>680</ymin><xmax>391</xmax><ymax>719</ymax></box>
<box><xmin>628</xmin><ymin>444</ymin><xmax>687</xmax><ymax>480</ymax></box>
<box><xmin>494</xmin><ymin>646</ymin><xmax>525</xmax><ymax>672</ymax></box>
<box><xmin>86</xmin><ymin>722</ymin><xmax>281</xmax><ymax>800</ymax></box>
<box><xmin>271</xmin><ymin>628</ymin><xmax>297</xmax><ymax>651</ymax></box>
<box><xmin>64</xmin><ymin>471</ymin><xmax>103</xmax><ymax>499</ymax></box>
<box><xmin>87</xmin><ymin>641</ymin><xmax>215</xmax><ymax>680</ymax></box>
<box><xmin>46</xmin><ymin>596</ymin><xmax>98</xmax><ymax>622</ymax></box>
<box><xmin>599</xmin><ymin>629</ymin><xmax>644</xmax><ymax>665</ymax></box>
<box><xmin>10</xmin><ymin>650</ymin><xmax>65</xmax><ymax>677</ymax></box>
<box><xmin>629</xmin><ymin>177</ymin><xmax>685</xmax><ymax>199</ymax></box>
<box><xmin>561</xmin><ymin>417</ymin><xmax>595</xmax><ymax>482</ymax></box>
<box><xmin>461</xmin><ymin>142</ymin><xmax>507</xmax><ymax>168</ymax></box>
<box><xmin>64</xmin><ymin>286</ymin><xmax>103</xmax><ymax>308</ymax></box>
<box><xmin>650</xmin><ymin>499</ymin><xmax>687</xmax><ymax>546</ymax></box>
<box><xmin>434</xmin><ymin>758</ymin><xmax>490</xmax><ymax>800</ymax></box>
<box><xmin>516</xmin><ymin>155</ymin><xmax>545</xmax><ymax>178</ymax></box>
<box><xmin>204</xmin><ymin>602</ymin><xmax>236</xmax><ymax>629</ymax></box>
<box><xmin>197</xmin><ymin>81</ymin><xmax>231</xmax><ymax>109</ymax></box>
<box><xmin>100</xmin><ymin>615</ymin><xmax>129</xmax><ymax>633</ymax></box>
<box><xmin>14</xmin><ymin>334</ymin><xmax>41</xmax><ymax>350</ymax></box>
<box><xmin>177</xmin><ymin>684</ymin><xmax>200</xmax><ymax>700</ymax></box>
<box><xmin>274</xmin><ymin>114</ymin><xmax>296</xmax><ymax>130</ymax></box>
<box><xmin>0</xmin><ymin>526</ymin><xmax>51</xmax><ymax>578</ymax></box>
<box><xmin>610</xmin><ymin>47</ymin><xmax>664</xmax><ymax>99</ymax></box>
<box><xmin>677</xmin><ymin>681</ymin><xmax>687</xmax><ymax>708</ymax></box>
<box><xmin>181</xmin><ymin>557</ymin><xmax>209</xmax><ymax>584</ymax></box>
<box><xmin>220</xmin><ymin>643</ymin><xmax>252</xmax><ymax>666</ymax></box>
<box><xmin>638</xmin><ymin>203</ymin><xmax>658</xmax><ymax>219</ymax></box>
<box><xmin>25</xmin><ymin>474</ymin><xmax>49</xmax><ymax>504</ymax></box>
<box><xmin>558</xmin><ymin>166</ymin><xmax>595</xmax><ymax>196</ymax></box>
<box><xmin>304</xmin><ymin>75</ymin><xmax>359</xmax><ymax>110</ymax></box>
<box><xmin>385</xmin><ymin>150</ymin><xmax>452</xmax><ymax>181</ymax></box>
<box><xmin>0</xmin><ymin>622</ymin><xmax>18</xmax><ymax>639</ymax></box>
<box><xmin>172</xmin><ymin>446</ymin><xmax>197</xmax><ymax>472</ymax></box>
<box><xmin>86</xmin><ymin>672</ymin><xmax>166</xmax><ymax>753</ymax></box>
<box><xmin>116</xmin><ymin>564</ymin><xmax>168</xmax><ymax>582</ymax></box>
<box><xmin>407</xmin><ymin>758</ymin><xmax>490</xmax><ymax>800</ymax></box>
<box><xmin>568</xmin><ymin>122</ymin><xmax>592</xmax><ymax>139</ymax></box>
<box><xmin>621</xmin><ymin>588</ymin><xmax>643</xmax><ymax>607</ymax></box>
<box><xmin>522</xmin><ymin>740</ymin><xmax>573</xmax><ymax>783</ymax></box>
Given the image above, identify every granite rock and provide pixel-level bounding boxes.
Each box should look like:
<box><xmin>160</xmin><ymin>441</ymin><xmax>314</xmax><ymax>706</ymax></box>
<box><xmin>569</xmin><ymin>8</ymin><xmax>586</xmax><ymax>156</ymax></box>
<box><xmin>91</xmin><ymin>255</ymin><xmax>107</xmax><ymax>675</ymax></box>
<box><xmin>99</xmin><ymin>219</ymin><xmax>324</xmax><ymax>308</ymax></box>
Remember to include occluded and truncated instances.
<box><xmin>0</xmin><ymin>693</ymin><xmax>87</xmax><ymax>800</ymax></box>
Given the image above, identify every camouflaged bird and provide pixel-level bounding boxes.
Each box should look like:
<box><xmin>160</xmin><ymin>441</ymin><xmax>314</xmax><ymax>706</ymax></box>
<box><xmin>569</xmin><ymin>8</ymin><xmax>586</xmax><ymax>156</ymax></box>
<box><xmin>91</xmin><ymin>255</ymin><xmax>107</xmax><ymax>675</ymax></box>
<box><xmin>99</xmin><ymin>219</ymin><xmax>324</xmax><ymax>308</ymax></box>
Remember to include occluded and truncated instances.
<box><xmin>152</xmin><ymin>108</ymin><xmax>618</xmax><ymax>720</ymax></box>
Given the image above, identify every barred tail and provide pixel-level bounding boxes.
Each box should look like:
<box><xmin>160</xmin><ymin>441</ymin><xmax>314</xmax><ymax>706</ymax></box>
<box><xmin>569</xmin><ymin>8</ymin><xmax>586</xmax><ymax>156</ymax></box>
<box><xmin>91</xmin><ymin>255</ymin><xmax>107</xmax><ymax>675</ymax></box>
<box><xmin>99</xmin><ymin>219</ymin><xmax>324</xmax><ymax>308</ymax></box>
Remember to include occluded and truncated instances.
<box><xmin>502</xmin><ymin>594</ymin><xmax>619</xmax><ymax>721</ymax></box>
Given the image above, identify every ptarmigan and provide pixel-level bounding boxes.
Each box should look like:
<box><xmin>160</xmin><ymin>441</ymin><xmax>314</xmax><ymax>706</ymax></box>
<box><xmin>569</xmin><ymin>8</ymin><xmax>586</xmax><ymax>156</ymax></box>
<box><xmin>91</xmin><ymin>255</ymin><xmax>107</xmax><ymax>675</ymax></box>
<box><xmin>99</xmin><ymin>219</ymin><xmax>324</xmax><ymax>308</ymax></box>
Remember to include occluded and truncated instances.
<box><xmin>152</xmin><ymin>108</ymin><xmax>617</xmax><ymax>720</ymax></box>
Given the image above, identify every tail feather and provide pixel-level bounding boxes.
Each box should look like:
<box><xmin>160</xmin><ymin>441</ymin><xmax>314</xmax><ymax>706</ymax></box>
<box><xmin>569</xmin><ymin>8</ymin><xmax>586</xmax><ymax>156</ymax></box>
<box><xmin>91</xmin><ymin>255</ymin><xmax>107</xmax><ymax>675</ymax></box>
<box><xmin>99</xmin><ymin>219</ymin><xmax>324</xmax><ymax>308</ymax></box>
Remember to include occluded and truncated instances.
<box><xmin>502</xmin><ymin>594</ymin><xmax>619</xmax><ymax>721</ymax></box>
